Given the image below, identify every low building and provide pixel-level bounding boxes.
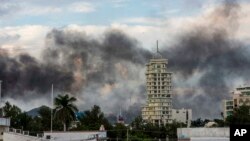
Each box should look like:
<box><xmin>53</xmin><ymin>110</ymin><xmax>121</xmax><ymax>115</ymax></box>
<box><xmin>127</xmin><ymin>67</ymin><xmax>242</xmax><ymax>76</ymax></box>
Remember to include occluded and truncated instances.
<box><xmin>172</xmin><ymin>108</ymin><xmax>192</xmax><ymax>127</ymax></box>
<box><xmin>0</xmin><ymin>117</ymin><xmax>10</xmax><ymax>141</ymax></box>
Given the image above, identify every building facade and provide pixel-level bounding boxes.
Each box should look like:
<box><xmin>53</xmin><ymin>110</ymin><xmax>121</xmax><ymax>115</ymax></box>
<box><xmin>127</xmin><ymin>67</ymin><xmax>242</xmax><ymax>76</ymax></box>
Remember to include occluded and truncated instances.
<box><xmin>233</xmin><ymin>86</ymin><xmax>250</xmax><ymax>108</ymax></box>
<box><xmin>172</xmin><ymin>108</ymin><xmax>192</xmax><ymax>127</ymax></box>
<box><xmin>142</xmin><ymin>54</ymin><xmax>173</xmax><ymax>125</ymax></box>
<box><xmin>222</xmin><ymin>85</ymin><xmax>250</xmax><ymax>119</ymax></box>
<box><xmin>222</xmin><ymin>100</ymin><xmax>233</xmax><ymax>119</ymax></box>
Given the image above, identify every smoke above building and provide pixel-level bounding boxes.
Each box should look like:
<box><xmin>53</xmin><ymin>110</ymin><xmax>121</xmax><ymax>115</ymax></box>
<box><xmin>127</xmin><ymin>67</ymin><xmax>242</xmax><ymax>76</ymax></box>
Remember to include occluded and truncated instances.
<box><xmin>0</xmin><ymin>0</ymin><xmax>248</xmax><ymax>119</ymax></box>
<box><xmin>163</xmin><ymin>0</ymin><xmax>250</xmax><ymax>118</ymax></box>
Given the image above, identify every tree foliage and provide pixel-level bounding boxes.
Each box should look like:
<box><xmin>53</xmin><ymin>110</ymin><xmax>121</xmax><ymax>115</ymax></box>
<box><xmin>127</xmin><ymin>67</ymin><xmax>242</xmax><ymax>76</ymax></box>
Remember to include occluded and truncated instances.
<box><xmin>226</xmin><ymin>105</ymin><xmax>250</xmax><ymax>125</ymax></box>
<box><xmin>77</xmin><ymin>105</ymin><xmax>112</xmax><ymax>130</ymax></box>
<box><xmin>54</xmin><ymin>94</ymin><xmax>78</xmax><ymax>131</ymax></box>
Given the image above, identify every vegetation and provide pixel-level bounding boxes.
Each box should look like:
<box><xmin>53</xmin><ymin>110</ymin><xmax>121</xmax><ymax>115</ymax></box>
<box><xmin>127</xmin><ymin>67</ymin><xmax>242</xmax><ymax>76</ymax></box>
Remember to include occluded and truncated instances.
<box><xmin>54</xmin><ymin>94</ymin><xmax>78</xmax><ymax>131</ymax></box>
<box><xmin>226</xmin><ymin>105</ymin><xmax>250</xmax><ymax>125</ymax></box>
<box><xmin>76</xmin><ymin>105</ymin><xmax>112</xmax><ymax>130</ymax></box>
<box><xmin>4</xmin><ymin>97</ymin><xmax>250</xmax><ymax>140</ymax></box>
<box><xmin>3</xmin><ymin>100</ymin><xmax>185</xmax><ymax>140</ymax></box>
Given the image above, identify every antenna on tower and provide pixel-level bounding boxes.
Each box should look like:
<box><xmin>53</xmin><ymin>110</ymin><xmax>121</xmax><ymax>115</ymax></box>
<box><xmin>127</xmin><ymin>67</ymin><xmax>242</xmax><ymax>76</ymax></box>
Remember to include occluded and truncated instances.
<box><xmin>154</xmin><ymin>40</ymin><xmax>162</xmax><ymax>58</ymax></box>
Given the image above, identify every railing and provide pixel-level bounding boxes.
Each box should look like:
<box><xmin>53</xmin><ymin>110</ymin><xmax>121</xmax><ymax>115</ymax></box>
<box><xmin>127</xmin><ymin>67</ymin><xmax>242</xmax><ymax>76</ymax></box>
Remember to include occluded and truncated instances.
<box><xmin>6</xmin><ymin>128</ymin><xmax>50</xmax><ymax>141</ymax></box>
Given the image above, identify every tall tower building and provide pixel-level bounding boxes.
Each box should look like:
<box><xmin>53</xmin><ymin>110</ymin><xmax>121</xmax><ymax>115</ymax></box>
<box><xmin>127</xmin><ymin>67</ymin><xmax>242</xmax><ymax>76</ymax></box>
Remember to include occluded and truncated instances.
<box><xmin>142</xmin><ymin>42</ymin><xmax>173</xmax><ymax>125</ymax></box>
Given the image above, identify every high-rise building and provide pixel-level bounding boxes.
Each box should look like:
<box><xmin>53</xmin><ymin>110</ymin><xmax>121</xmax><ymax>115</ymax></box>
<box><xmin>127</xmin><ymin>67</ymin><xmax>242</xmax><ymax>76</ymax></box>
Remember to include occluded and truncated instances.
<box><xmin>142</xmin><ymin>45</ymin><xmax>173</xmax><ymax>125</ymax></box>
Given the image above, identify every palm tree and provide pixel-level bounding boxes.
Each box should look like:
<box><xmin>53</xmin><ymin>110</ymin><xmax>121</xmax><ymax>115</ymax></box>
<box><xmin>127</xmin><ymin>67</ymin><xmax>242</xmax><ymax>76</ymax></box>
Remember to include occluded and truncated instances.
<box><xmin>54</xmin><ymin>94</ymin><xmax>78</xmax><ymax>131</ymax></box>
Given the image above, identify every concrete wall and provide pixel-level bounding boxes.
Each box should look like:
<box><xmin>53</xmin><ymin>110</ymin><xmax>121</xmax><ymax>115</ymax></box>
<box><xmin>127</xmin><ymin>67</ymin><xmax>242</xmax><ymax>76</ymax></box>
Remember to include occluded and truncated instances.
<box><xmin>43</xmin><ymin>131</ymin><xmax>107</xmax><ymax>141</ymax></box>
<box><xmin>4</xmin><ymin>130</ymin><xmax>106</xmax><ymax>141</ymax></box>
<box><xmin>0</xmin><ymin>126</ymin><xmax>9</xmax><ymax>141</ymax></box>
<box><xmin>177</xmin><ymin>128</ymin><xmax>229</xmax><ymax>139</ymax></box>
<box><xmin>190</xmin><ymin>137</ymin><xmax>229</xmax><ymax>141</ymax></box>
<box><xmin>3</xmin><ymin>132</ymin><xmax>45</xmax><ymax>141</ymax></box>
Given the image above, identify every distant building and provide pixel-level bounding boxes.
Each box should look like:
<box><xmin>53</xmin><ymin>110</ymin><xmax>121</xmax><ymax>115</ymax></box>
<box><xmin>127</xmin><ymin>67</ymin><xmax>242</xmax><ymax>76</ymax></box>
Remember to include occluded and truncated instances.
<box><xmin>142</xmin><ymin>43</ymin><xmax>173</xmax><ymax>125</ymax></box>
<box><xmin>222</xmin><ymin>85</ymin><xmax>250</xmax><ymax>119</ymax></box>
<box><xmin>233</xmin><ymin>86</ymin><xmax>250</xmax><ymax>108</ymax></box>
<box><xmin>117</xmin><ymin>109</ymin><xmax>125</xmax><ymax>124</ymax></box>
<box><xmin>117</xmin><ymin>115</ymin><xmax>125</xmax><ymax>124</ymax></box>
<box><xmin>222</xmin><ymin>100</ymin><xmax>233</xmax><ymax>119</ymax></box>
<box><xmin>172</xmin><ymin>108</ymin><xmax>192</xmax><ymax>127</ymax></box>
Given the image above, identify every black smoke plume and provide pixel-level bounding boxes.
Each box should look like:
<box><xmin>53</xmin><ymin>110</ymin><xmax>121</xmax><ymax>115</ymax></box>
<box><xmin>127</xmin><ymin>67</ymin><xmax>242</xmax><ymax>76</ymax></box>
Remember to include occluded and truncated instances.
<box><xmin>0</xmin><ymin>29</ymin><xmax>151</xmax><ymax>120</ymax></box>
<box><xmin>0</xmin><ymin>0</ymin><xmax>247</xmax><ymax>120</ymax></box>
<box><xmin>163</xmin><ymin>0</ymin><xmax>250</xmax><ymax>118</ymax></box>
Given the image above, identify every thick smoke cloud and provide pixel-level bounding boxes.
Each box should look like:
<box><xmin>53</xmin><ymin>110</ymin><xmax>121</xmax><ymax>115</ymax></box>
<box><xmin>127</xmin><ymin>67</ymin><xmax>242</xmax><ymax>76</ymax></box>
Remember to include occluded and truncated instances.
<box><xmin>0</xmin><ymin>50</ymin><xmax>73</xmax><ymax>97</ymax></box>
<box><xmin>43</xmin><ymin>29</ymin><xmax>151</xmax><ymax>120</ymax></box>
<box><xmin>164</xmin><ymin>0</ymin><xmax>250</xmax><ymax>118</ymax></box>
<box><xmin>0</xmin><ymin>29</ymin><xmax>151</xmax><ymax>121</ymax></box>
<box><xmin>0</xmin><ymin>0</ymin><xmax>248</xmax><ymax>121</ymax></box>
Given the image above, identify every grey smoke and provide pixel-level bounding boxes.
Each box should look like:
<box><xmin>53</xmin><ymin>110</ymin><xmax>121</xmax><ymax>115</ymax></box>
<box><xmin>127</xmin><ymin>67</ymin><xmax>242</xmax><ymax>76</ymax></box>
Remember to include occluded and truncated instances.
<box><xmin>164</xmin><ymin>0</ymin><xmax>250</xmax><ymax>118</ymax></box>
<box><xmin>0</xmin><ymin>29</ymin><xmax>151</xmax><ymax>121</ymax></box>
<box><xmin>0</xmin><ymin>0</ymin><xmax>247</xmax><ymax>121</ymax></box>
<box><xmin>43</xmin><ymin>29</ymin><xmax>150</xmax><ymax>118</ymax></box>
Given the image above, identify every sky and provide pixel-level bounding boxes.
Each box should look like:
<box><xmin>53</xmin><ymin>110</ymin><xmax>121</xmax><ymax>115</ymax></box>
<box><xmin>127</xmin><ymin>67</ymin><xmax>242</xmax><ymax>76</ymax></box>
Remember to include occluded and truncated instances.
<box><xmin>1</xmin><ymin>0</ymin><xmax>250</xmax><ymax>119</ymax></box>
<box><xmin>0</xmin><ymin>0</ymin><xmax>229</xmax><ymax>53</ymax></box>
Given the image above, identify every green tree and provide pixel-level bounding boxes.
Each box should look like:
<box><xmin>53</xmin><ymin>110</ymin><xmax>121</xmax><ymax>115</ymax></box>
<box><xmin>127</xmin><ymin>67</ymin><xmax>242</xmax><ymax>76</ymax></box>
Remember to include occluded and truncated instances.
<box><xmin>36</xmin><ymin>106</ymin><xmax>51</xmax><ymax>131</ymax></box>
<box><xmin>129</xmin><ymin>116</ymin><xmax>186</xmax><ymax>140</ymax></box>
<box><xmin>78</xmin><ymin>105</ymin><xmax>112</xmax><ymax>130</ymax></box>
<box><xmin>191</xmin><ymin>118</ymin><xmax>209</xmax><ymax>127</ymax></box>
<box><xmin>29</xmin><ymin>106</ymin><xmax>62</xmax><ymax>132</ymax></box>
<box><xmin>54</xmin><ymin>94</ymin><xmax>78</xmax><ymax>131</ymax></box>
<box><xmin>3</xmin><ymin>101</ymin><xmax>22</xmax><ymax>128</ymax></box>
<box><xmin>226</xmin><ymin>105</ymin><xmax>250</xmax><ymax>125</ymax></box>
<box><xmin>17</xmin><ymin>112</ymin><xmax>32</xmax><ymax>130</ymax></box>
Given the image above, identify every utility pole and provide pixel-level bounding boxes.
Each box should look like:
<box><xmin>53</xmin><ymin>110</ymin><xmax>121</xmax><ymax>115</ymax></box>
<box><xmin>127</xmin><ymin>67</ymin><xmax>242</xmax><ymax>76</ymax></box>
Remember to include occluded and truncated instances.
<box><xmin>0</xmin><ymin>80</ymin><xmax>2</xmax><ymax>117</ymax></box>
<box><xmin>126</xmin><ymin>127</ymin><xmax>129</xmax><ymax>141</ymax></box>
<box><xmin>50</xmin><ymin>84</ymin><xmax>54</xmax><ymax>133</ymax></box>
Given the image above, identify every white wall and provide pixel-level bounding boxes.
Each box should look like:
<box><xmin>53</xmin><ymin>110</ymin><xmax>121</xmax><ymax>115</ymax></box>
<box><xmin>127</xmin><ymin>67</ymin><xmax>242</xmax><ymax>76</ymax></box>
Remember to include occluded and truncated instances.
<box><xmin>0</xmin><ymin>126</ymin><xmax>9</xmax><ymax>140</ymax></box>
<box><xmin>177</xmin><ymin>128</ymin><xmax>229</xmax><ymax>139</ymax></box>
<box><xmin>4</xmin><ymin>131</ymin><xmax>106</xmax><ymax>141</ymax></box>
<box><xmin>191</xmin><ymin>137</ymin><xmax>229</xmax><ymax>141</ymax></box>
<box><xmin>43</xmin><ymin>131</ymin><xmax>107</xmax><ymax>141</ymax></box>
<box><xmin>3</xmin><ymin>132</ymin><xmax>44</xmax><ymax>141</ymax></box>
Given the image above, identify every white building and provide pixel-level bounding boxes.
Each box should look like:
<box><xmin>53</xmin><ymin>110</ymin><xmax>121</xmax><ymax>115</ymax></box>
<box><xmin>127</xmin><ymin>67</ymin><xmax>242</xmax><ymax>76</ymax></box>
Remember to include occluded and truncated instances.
<box><xmin>0</xmin><ymin>117</ymin><xmax>10</xmax><ymax>141</ymax></box>
<box><xmin>142</xmin><ymin>47</ymin><xmax>173</xmax><ymax>125</ymax></box>
<box><xmin>172</xmin><ymin>108</ymin><xmax>192</xmax><ymax>127</ymax></box>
